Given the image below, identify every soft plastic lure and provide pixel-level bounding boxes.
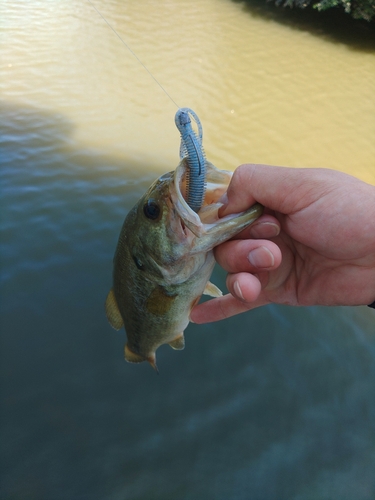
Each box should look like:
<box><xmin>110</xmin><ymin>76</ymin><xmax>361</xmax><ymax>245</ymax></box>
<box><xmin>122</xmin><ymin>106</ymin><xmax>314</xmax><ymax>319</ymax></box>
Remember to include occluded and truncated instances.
<box><xmin>175</xmin><ymin>108</ymin><xmax>206</xmax><ymax>213</ymax></box>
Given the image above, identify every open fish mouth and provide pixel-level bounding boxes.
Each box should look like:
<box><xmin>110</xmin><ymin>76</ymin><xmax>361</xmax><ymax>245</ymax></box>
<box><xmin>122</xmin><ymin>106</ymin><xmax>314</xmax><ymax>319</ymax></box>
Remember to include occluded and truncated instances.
<box><xmin>171</xmin><ymin>158</ymin><xmax>236</xmax><ymax>237</ymax></box>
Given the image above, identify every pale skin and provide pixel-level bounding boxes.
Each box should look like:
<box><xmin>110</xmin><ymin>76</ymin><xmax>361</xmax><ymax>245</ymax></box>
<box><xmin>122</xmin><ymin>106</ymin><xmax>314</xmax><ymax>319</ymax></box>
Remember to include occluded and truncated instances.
<box><xmin>190</xmin><ymin>164</ymin><xmax>375</xmax><ymax>323</ymax></box>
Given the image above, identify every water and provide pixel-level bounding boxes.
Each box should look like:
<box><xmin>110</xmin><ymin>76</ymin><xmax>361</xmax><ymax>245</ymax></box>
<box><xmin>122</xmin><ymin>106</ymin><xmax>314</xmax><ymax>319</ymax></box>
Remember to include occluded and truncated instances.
<box><xmin>1</xmin><ymin>1</ymin><xmax>375</xmax><ymax>499</ymax></box>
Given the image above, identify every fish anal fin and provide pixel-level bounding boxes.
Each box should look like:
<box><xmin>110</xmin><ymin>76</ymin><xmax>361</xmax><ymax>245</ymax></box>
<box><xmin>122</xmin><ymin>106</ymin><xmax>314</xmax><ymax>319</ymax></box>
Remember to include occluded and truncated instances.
<box><xmin>147</xmin><ymin>356</ymin><xmax>159</xmax><ymax>374</ymax></box>
<box><xmin>105</xmin><ymin>289</ymin><xmax>124</xmax><ymax>330</ymax></box>
<box><xmin>168</xmin><ymin>333</ymin><xmax>185</xmax><ymax>351</ymax></box>
<box><xmin>203</xmin><ymin>281</ymin><xmax>223</xmax><ymax>298</ymax></box>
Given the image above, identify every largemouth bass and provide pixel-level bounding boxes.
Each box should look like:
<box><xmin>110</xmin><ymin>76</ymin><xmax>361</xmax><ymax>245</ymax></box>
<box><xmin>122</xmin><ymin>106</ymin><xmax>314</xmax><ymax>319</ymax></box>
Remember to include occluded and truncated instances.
<box><xmin>105</xmin><ymin>159</ymin><xmax>263</xmax><ymax>371</ymax></box>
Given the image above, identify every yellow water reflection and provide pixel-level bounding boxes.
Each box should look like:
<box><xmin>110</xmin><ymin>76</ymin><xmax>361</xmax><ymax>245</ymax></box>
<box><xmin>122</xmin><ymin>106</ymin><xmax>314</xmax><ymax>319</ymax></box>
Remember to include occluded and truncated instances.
<box><xmin>2</xmin><ymin>0</ymin><xmax>374</xmax><ymax>181</ymax></box>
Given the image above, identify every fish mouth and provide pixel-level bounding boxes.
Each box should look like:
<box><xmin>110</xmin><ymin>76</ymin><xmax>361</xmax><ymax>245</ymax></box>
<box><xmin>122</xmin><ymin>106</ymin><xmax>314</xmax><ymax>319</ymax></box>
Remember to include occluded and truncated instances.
<box><xmin>178</xmin><ymin>214</ymin><xmax>189</xmax><ymax>238</ymax></box>
<box><xmin>171</xmin><ymin>158</ymin><xmax>233</xmax><ymax>237</ymax></box>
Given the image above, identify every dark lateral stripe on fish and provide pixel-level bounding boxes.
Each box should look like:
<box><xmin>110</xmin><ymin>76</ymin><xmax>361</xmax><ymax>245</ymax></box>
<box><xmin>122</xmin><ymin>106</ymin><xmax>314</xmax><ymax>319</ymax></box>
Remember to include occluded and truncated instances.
<box><xmin>146</xmin><ymin>286</ymin><xmax>178</xmax><ymax>316</ymax></box>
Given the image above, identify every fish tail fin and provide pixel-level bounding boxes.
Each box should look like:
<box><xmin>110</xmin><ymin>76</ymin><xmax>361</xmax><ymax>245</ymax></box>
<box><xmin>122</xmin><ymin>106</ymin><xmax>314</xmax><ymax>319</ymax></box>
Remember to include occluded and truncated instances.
<box><xmin>124</xmin><ymin>344</ymin><xmax>145</xmax><ymax>363</ymax></box>
<box><xmin>124</xmin><ymin>344</ymin><xmax>159</xmax><ymax>374</ymax></box>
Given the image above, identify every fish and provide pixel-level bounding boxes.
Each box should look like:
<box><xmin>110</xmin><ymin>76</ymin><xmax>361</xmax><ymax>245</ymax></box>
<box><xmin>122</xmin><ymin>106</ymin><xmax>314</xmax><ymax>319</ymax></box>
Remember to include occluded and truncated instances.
<box><xmin>105</xmin><ymin>158</ymin><xmax>263</xmax><ymax>371</ymax></box>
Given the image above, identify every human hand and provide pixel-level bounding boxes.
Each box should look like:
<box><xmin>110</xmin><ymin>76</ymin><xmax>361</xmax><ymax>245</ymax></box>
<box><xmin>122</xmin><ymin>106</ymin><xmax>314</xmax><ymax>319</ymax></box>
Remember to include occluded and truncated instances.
<box><xmin>191</xmin><ymin>164</ymin><xmax>375</xmax><ymax>323</ymax></box>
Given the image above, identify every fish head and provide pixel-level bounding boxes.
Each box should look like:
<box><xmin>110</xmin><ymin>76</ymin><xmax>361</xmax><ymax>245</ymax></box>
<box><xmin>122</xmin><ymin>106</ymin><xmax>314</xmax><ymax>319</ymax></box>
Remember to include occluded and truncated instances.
<box><xmin>126</xmin><ymin>159</ymin><xmax>245</xmax><ymax>282</ymax></box>
<box><xmin>122</xmin><ymin>169</ymin><xmax>199</xmax><ymax>284</ymax></box>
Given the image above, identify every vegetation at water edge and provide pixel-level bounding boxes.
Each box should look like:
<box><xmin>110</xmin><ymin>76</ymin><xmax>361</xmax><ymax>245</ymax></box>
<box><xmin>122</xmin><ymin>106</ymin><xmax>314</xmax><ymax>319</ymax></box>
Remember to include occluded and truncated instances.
<box><xmin>272</xmin><ymin>0</ymin><xmax>375</xmax><ymax>21</ymax></box>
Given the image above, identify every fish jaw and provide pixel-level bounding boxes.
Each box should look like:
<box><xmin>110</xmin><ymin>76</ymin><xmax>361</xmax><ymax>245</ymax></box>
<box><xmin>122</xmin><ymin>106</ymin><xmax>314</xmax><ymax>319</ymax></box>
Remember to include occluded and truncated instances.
<box><xmin>171</xmin><ymin>158</ymin><xmax>264</xmax><ymax>252</ymax></box>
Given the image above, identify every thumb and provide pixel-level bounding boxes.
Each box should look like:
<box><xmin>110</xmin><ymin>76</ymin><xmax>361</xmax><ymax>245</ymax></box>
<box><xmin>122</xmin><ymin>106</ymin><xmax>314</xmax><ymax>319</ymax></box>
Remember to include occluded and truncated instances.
<box><xmin>219</xmin><ymin>164</ymin><xmax>322</xmax><ymax>217</ymax></box>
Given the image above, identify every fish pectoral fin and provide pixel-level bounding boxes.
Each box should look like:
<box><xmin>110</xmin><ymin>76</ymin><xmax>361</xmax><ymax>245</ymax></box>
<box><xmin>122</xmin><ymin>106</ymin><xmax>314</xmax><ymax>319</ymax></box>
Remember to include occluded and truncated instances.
<box><xmin>105</xmin><ymin>289</ymin><xmax>124</xmax><ymax>330</ymax></box>
<box><xmin>125</xmin><ymin>345</ymin><xmax>159</xmax><ymax>373</ymax></box>
<box><xmin>203</xmin><ymin>281</ymin><xmax>223</xmax><ymax>297</ymax></box>
<box><xmin>168</xmin><ymin>333</ymin><xmax>185</xmax><ymax>350</ymax></box>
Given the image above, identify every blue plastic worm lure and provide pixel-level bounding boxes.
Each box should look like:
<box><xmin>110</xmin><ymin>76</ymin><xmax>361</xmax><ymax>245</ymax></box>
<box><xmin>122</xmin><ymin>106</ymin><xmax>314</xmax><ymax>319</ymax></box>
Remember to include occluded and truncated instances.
<box><xmin>175</xmin><ymin>108</ymin><xmax>206</xmax><ymax>213</ymax></box>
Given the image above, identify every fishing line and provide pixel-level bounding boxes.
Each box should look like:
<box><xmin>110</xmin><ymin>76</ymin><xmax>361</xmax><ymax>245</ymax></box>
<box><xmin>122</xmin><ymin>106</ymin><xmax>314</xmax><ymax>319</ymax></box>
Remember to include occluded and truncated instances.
<box><xmin>86</xmin><ymin>0</ymin><xmax>206</xmax><ymax>214</ymax></box>
<box><xmin>86</xmin><ymin>0</ymin><xmax>180</xmax><ymax>109</ymax></box>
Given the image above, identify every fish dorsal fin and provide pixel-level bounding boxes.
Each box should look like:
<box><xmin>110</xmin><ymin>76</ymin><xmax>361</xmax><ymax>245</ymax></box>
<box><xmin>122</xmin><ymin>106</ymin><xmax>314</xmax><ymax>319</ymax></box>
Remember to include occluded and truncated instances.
<box><xmin>168</xmin><ymin>333</ymin><xmax>185</xmax><ymax>350</ymax></box>
<box><xmin>105</xmin><ymin>289</ymin><xmax>124</xmax><ymax>330</ymax></box>
<box><xmin>203</xmin><ymin>281</ymin><xmax>223</xmax><ymax>298</ymax></box>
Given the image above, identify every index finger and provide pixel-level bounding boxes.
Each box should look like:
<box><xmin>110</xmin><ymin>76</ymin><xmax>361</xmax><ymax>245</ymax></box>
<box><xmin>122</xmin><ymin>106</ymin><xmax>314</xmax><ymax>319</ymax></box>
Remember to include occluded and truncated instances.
<box><xmin>190</xmin><ymin>293</ymin><xmax>269</xmax><ymax>323</ymax></box>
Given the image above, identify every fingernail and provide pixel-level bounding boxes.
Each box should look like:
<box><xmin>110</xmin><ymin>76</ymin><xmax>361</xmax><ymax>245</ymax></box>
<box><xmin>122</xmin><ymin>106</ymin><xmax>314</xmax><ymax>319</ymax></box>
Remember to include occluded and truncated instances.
<box><xmin>249</xmin><ymin>222</ymin><xmax>280</xmax><ymax>238</ymax></box>
<box><xmin>218</xmin><ymin>194</ymin><xmax>229</xmax><ymax>217</ymax></box>
<box><xmin>233</xmin><ymin>280</ymin><xmax>244</xmax><ymax>300</ymax></box>
<box><xmin>218</xmin><ymin>192</ymin><xmax>228</xmax><ymax>205</ymax></box>
<box><xmin>248</xmin><ymin>246</ymin><xmax>275</xmax><ymax>269</ymax></box>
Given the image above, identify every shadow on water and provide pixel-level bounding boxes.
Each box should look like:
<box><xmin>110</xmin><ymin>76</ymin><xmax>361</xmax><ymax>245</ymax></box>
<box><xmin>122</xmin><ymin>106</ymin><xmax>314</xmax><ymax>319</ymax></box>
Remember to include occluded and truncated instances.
<box><xmin>231</xmin><ymin>0</ymin><xmax>375</xmax><ymax>51</ymax></box>
<box><xmin>1</xmin><ymin>100</ymin><xmax>375</xmax><ymax>499</ymax></box>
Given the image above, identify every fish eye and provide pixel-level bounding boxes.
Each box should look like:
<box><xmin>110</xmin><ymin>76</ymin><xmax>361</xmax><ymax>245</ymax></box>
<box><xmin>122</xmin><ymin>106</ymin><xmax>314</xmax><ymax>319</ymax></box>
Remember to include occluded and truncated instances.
<box><xmin>143</xmin><ymin>199</ymin><xmax>161</xmax><ymax>220</ymax></box>
<box><xmin>133</xmin><ymin>256</ymin><xmax>145</xmax><ymax>271</ymax></box>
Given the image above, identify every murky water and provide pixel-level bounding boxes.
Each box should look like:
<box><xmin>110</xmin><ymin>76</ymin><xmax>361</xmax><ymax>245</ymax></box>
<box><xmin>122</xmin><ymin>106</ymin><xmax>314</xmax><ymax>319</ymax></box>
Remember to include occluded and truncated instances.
<box><xmin>1</xmin><ymin>0</ymin><xmax>375</xmax><ymax>499</ymax></box>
